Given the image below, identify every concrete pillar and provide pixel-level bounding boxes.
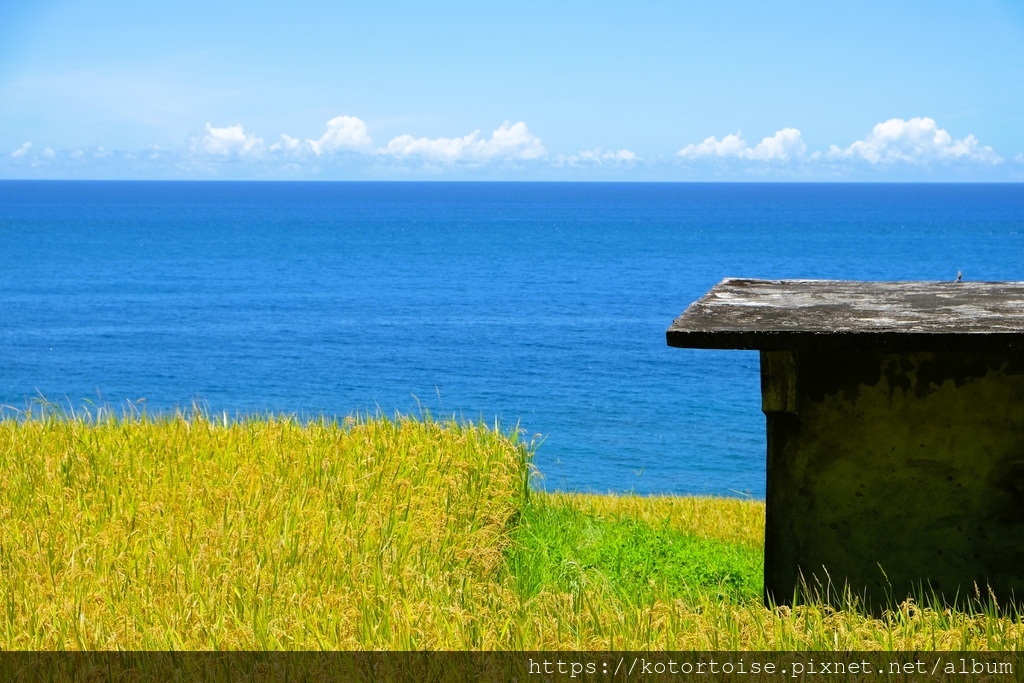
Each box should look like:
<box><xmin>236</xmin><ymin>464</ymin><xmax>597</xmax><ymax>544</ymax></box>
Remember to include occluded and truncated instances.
<box><xmin>761</xmin><ymin>350</ymin><xmax>1024</xmax><ymax>610</ymax></box>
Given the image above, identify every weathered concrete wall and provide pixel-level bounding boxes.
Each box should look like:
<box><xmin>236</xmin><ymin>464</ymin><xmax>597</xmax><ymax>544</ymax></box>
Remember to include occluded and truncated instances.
<box><xmin>762</xmin><ymin>350</ymin><xmax>1024</xmax><ymax>610</ymax></box>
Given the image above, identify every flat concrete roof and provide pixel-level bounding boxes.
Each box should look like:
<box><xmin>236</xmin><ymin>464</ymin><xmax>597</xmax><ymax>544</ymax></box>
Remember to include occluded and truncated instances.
<box><xmin>667</xmin><ymin>278</ymin><xmax>1024</xmax><ymax>352</ymax></box>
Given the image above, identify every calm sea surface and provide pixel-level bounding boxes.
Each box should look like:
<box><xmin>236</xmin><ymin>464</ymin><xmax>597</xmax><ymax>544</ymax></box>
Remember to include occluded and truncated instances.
<box><xmin>2</xmin><ymin>181</ymin><xmax>1022</xmax><ymax>497</ymax></box>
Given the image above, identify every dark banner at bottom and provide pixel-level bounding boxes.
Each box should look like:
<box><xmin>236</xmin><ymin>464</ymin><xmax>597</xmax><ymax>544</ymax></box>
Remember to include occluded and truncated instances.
<box><xmin>0</xmin><ymin>651</ymin><xmax>1020</xmax><ymax>683</ymax></box>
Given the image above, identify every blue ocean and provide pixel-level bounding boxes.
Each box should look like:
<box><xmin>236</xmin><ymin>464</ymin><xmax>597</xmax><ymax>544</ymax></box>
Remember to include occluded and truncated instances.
<box><xmin>1</xmin><ymin>182</ymin><xmax>1022</xmax><ymax>497</ymax></box>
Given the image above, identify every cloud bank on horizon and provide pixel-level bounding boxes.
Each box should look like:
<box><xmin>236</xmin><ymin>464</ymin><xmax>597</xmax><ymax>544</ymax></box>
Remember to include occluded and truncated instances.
<box><xmin>6</xmin><ymin>114</ymin><xmax>1017</xmax><ymax>180</ymax></box>
<box><xmin>675</xmin><ymin>117</ymin><xmax>1006</xmax><ymax>170</ymax></box>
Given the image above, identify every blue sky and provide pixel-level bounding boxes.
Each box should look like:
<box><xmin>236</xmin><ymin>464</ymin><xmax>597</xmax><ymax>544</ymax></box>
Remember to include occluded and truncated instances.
<box><xmin>2</xmin><ymin>0</ymin><xmax>1023</xmax><ymax>180</ymax></box>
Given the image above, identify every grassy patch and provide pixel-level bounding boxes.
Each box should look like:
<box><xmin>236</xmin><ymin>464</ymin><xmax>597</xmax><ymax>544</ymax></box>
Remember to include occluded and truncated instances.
<box><xmin>507</xmin><ymin>501</ymin><xmax>762</xmax><ymax>604</ymax></box>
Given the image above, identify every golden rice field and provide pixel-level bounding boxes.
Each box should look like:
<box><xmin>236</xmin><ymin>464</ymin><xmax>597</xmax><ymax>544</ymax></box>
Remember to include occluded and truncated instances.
<box><xmin>0</xmin><ymin>411</ymin><xmax>1021</xmax><ymax>651</ymax></box>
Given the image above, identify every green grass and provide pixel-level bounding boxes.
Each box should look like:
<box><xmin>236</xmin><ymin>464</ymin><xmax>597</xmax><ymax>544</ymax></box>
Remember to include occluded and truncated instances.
<box><xmin>0</xmin><ymin>409</ymin><xmax>1022</xmax><ymax>650</ymax></box>
<box><xmin>508</xmin><ymin>501</ymin><xmax>762</xmax><ymax>605</ymax></box>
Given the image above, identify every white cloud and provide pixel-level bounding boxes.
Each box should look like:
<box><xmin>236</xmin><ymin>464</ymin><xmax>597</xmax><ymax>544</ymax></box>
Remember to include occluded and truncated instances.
<box><xmin>744</xmin><ymin>128</ymin><xmax>806</xmax><ymax>161</ymax></box>
<box><xmin>269</xmin><ymin>134</ymin><xmax>305</xmax><ymax>154</ymax></box>
<box><xmin>678</xmin><ymin>128</ymin><xmax>805</xmax><ymax>161</ymax></box>
<box><xmin>828</xmin><ymin>117</ymin><xmax>1001</xmax><ymax>164</ymax></box>
<box><xmin>382</xmin><ymin>121</ymin><xmax>546</xmax><ymax>163</ymax></box>
<box><xmin>580</xmin><ymin>148</ymin><xmax>638</xmax><ymax>163</ymax></box>
<box><xmin>384</xmin><ymin>131</ymin><xmax>479</xmax><ymax>162</ymax></box>
<box><xmin>557</xmin><ymin>147</ymin><xmax>639</xmax><ymax>167</ymax></box>
<box><xmin>179</xmin><ymin>116</ymin><xmax>541</xmax><ymax>170</ymax></box>
<box><xmin>43</xmin><ymin>148</ymin><xmax>56</xmax><ymax>159</ymax></box>
<box><xmin>482</xmin><ymin>121</ymin><xmax>546</xmax><ymax>160</ymax></box>
<box><xmin>1014</xmin><ymin>153</ymin><xmax>1024</xmax><ymax>164</ymax></box>
<box><xmin>192</xmin><ymin>122</ymin><xmax>265</xmax><ymax>158</ymax></box>
<box><xmin>307</xmin><ymin>116</ymin><xmax>372</xmax><ymax>156</ymax></box>
<box><xmin>10</xmin><ymin>142</ymin><xmax>31</xmax><ymax>158</ymax></box>
<box><xmin>678</xmin><ymin>133</ymin><xmax>746</xmax><ymax>159</ymax></box>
